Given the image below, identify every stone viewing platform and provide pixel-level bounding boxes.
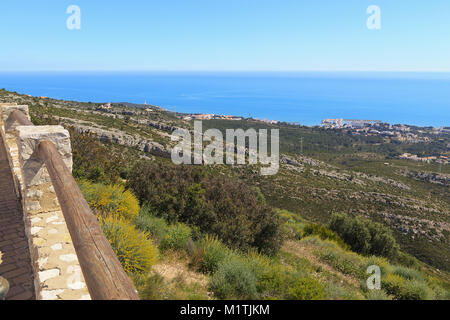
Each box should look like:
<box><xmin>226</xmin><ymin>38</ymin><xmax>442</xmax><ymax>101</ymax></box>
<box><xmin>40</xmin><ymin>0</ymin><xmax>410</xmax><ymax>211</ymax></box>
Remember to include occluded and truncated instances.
<box><xmin>0</xmin><ymin>103</ymin><xmax>138</xmax><ymax>300</ymax></box>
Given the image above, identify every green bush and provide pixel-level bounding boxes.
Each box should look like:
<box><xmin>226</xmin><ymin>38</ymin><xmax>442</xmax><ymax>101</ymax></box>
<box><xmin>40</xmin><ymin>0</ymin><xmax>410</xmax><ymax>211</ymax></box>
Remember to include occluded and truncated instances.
<box><xmin>328</xmin><ymin>213</ymin><xmax>399</xmax><ymax>258</ymax></box>
<box><xmin>100</xmin><ymin>216</ymin><xmax>159</xmax><ymax>274</ymax></box>
<box><xmin>319</xmin><ymin>250</ymin><xmax>363</xmax><ymax>278</ymax></box>
<box><xmin>365</xmin><ymin>289</ymin><xmax>392</xmax><ymax>300</ymax></box>
<box><xmin>127</xmin><ymin>161</ymin><xmax>283</xmax><ymax>254</ymax></box>
<box><xmin>160</xmin><ymin>223</ymin><xmax>192</xmax><ymax>251</ymax></box>
<box><xmin>326</xmin><ymin>282</ymin><xmax>365</xmax><ymax>300</ymax></box>
<box><xmin>243</xmin><ymin>250</ymin><xmax>287</xmax><ymax>298</ymax></box>
<box><xmin>394</xmin><ymin>251</ymin><xmax>421</xmax><ymax>269</ymax></box>
<box><xmin>304</xmin><ymin>223</ymin><xmax>349</xmax><ymax>250</ymax></box>
<box><xmin>137</xmin><ymin>274</ymin><xmax>169</xmax><ymax>300</ymax></box>
<box><xmin>134</xmin><ymin>214</ymin><xmax>168</xmax><ymax>244</ymax></box>
<box><xmin>191</xmin><ymin>235</ymin><xmax>235</xmax><ymax>274</ymax></box>
<box><xmin>392</xmin><ymin>266</ymin><xmax>424</xmax><ymax>282</ymax></box>
<box><xmin>364</xmin><ymin>256</ymin><xmax>393</xmax><ymax>276</ymax></box>
<box><xmin>277</xmin><ymin>209</ymin><xmax>305</xmax><ymax>240</ymax></box>
<box><xmin>302</xmin><ymin>235</ymin><xmax>365</xmax><ymax>278</ymax></box>
<box><xmin>382</xmin><ymin>273</ymin><xmax>434</xmax><ymax>300</ymax></box>
<box><xmin>209</xmin><ymin>258</ymin><xmax>257</xmax><ymax>299</ymax></box>
<box><xmin>79</xmin><ymin>180</ymin><xmax>139</xmax><ymax>220</ymax></box>
<box><xmin>71</xmin><ymin>129</ymin><xmax>127</xmax><ymax>184</ymax></box>
<box><xmin>286</xmin><ymin>277</ymin><xmax>324</xmax><ymax>300</ymax></box>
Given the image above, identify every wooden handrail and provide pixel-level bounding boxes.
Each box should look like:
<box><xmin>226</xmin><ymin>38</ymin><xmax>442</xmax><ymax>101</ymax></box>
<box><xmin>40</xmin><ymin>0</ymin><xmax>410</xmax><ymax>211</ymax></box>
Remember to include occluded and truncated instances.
<box><xmin>37</xmin><ymin>140</ymin><xmax>139</xmax><ymax>300</ymax></box>
<box><xmin>8</xmin><ymin>110</ymin><xmax>34</xmax><ymax>126</ymax></box>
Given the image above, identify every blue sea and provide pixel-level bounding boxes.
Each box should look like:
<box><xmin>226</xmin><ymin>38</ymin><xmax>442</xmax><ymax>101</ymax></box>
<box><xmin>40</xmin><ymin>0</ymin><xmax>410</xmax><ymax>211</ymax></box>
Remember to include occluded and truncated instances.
<box><xmin>0</xmin><ymin>72</ymin><xmax>449</xmax><ymax>127</ymax></box>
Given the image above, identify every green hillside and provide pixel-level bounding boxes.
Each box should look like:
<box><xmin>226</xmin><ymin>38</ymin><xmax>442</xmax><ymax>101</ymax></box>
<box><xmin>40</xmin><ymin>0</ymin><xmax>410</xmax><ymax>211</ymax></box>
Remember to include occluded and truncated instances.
<box><xmin>1</xmin><ymin>89</ymin><xmax>448</xmax><ymax>300</ymax></box>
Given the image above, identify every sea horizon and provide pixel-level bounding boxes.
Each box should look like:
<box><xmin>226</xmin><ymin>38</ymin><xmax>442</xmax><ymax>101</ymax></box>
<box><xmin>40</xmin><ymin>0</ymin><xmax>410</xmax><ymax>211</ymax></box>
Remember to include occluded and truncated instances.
<box><xmin>1</xmin><ymin>71</ymin><xmax>449</xmax><ymax>127</ymax></box>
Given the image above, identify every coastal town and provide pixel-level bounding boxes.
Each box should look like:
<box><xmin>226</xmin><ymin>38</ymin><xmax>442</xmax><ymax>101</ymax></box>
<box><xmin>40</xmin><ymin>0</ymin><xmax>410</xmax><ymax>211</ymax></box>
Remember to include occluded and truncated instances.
<box><xmin>321</xmin><ymin>118</ymin><xmax>449</xmax><ymax>164</ymax></box>
<box><xmin>86</xmin><ymin>103</ymin><xmax>450</xmax><ymax>165</ymax></box>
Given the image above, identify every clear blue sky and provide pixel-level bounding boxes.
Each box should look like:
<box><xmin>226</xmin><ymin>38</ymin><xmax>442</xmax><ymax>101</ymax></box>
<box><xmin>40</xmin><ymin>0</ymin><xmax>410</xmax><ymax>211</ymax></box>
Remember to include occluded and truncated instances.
<box><xmin>1</xmin><ymin>0</ymin><xmax>449</xmax><ymax>71</ymax></box>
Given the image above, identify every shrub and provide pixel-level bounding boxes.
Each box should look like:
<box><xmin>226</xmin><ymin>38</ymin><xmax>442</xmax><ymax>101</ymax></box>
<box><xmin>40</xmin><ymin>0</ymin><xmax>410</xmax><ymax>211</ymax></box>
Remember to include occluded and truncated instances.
<box><xmin>127</xmin><ymin>161</ymin><xmax>283</xmax><ymax>254</ymax></box>
<box><xmin>304</xmin><ymin>223</ymin><xmax>349</xmax><ymax>250</ymax></box>
<box><xmin>328</xmin><ymin>213</ymin><xmax>399</xmax><ymax>258</ymax></box>
<box><xmin>366</xmin><ymin>220</ymin><xmax>399</xmax><ymax>258</ymax></box>
<box><xmin>365</xmin><ymin>256</ymin><xmax>393</xmax><ymax>276</ymax></box>
<box><xmin>134</xmin><ymin>214</ymin><xmax>168</xmax><ymax>244</ymax></box>
<box><xmin>302</xmin><ymin>235</ymin><xmax>365</xmax><ymax>278</ymax></box>
<box><xmin>137</xmin><ymin>274</ymin><xmax>169</xmax><ymax>300</ymax></box>
<box><xmin>209</xmin><ymin>258</ymin><xmax>257</xmax><ymax>299</ymax></box>
<box><xmin>70</xmin><ymin>129</ymin><xmax>127</xmax><ymax>184</ymax></box>
<box><xmin>394</xmin><ymin>251</ymin><xmax>421</xmax><ymax>269</ymax></box>
<box><xmin>286</xmin><ymin>277</ymin><xmax>324</xmax><ymax>300</ymax></box>
<box><xmin>243</xmin><ymin>250</ymin><xmax>287</xmax><ymax>298</ymax></box>
<box><xmin>319</xmin><ymin>250</ymin><xmax>363</xmax><ymax>278</ymax></box>
<box><xmin>277</xmin><ymin>209</ymin><xmax>305</xmax><ymax>240</ymax></box>
<box><xmin>160</xmin><ymin>223</ymin><xmax>192</xmax><ymax>251</ymax></box>
<box><xmin>100</xmin><ymin>216</ymin><xmax>159</xmax><ymax>274</ymax></box>
<box><xmin>79</xmin><ymin>180</ymin><xmax>139</xmax><ymax>220</ymax></box>
<box><xmin>191</xmin><ymin>235</ymin><xmax>235</xmax><ymax>274</ymax></box>
<box><xmin>326</xmin><ymin>282</ymin><xmax>365</xmax><ymax>300</ymax></box>
<box><xmin>392</xmin><ymin>266</ymin><xmax>424</xmax><ymax>282</ymax></box>
<box><xmin>365</xmin><ymin>289</ymin><xmax>392</xmax><ymax>300</ymax></box>
<box><xmin>382</xmin><ymin>273</ymin><xmax>433</xmax><ymax>300</ymax></box>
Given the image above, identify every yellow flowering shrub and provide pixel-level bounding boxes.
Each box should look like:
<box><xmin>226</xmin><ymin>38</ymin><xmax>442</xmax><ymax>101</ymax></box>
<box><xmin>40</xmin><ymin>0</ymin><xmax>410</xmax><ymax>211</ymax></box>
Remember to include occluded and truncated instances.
<box><xmin>100</xmin><ymin>216</ymin><xmax>158</xmax><ymax>274</ymax></box>
<box><xmin>78</xmin><ymin>180</ymin><xmax>139</xmax><ymax>220</ymax></box>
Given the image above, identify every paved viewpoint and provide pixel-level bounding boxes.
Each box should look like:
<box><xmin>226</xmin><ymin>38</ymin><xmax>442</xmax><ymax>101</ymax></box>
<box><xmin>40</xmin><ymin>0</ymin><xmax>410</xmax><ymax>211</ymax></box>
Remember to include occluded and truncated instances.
<box><xmin>0</xmin><ymin>132</ymin><xmax>35</xmax><ymax>300</ymax></box>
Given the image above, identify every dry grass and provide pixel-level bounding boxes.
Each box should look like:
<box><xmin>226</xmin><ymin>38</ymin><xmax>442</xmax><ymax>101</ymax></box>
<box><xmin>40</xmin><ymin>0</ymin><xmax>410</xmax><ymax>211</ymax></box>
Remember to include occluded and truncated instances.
<box><xmin>282</xmin><ymin>240</ymin><xmax>360</xmax><ymax>288</ymax></box>
<box><xmin>152</xmin><ymin>251</ymin><xmax>208</xmax><ymax>289</ymax></box>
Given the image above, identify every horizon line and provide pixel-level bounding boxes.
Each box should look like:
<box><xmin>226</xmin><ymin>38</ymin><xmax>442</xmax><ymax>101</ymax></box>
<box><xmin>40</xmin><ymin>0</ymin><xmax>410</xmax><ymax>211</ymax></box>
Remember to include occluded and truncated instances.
<box><xmin>2</xmin><ymin>70</ymin><xmax>450</xmax><ymax>73</ymax></box>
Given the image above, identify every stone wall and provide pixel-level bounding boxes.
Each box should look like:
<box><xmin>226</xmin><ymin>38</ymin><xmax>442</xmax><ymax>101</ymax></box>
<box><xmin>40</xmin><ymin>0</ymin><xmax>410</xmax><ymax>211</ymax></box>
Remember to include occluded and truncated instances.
<box><xmin>0</xmin><ymin>104</ymin><xmax>91</xmax><ymax>300</ymax></box>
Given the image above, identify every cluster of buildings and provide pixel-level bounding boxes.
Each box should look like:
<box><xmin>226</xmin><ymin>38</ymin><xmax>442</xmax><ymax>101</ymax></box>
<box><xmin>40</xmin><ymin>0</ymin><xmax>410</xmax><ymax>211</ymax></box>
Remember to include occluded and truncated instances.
<box><xmin>439</xmin><ymin>127</ymin><xmax>450</xmax><ymax>134</ymax></box>
<box><xmin>253</xmin><ymin>118</ymin><xmax>280</xmax><ymax>125</ymax></box>
<box><xmin>182</xmin><ymin>114</ymin><xmax>243</xmax><ymax>121</ymax></box>
<box><xmin>350</xmin><ymin>127</ymin><xmax>431</xmax><ymax>143</ymax></box>
<box><xmin>180</xmin><ymin>113</ymin><xmax>281</xmax><ymax>125</ymax></box>
<box><xmin>322</xmin><ymin>119</ymin><xmax>443</xmax><ymax>143</ymax></box>
<box><xmin>321</xmin><ymin>118</ymin><xmax>382</xmax><ymax>129</ymax></box>
<box><xmin>400</xmin><ymin>153</ymin><xmax>448</xmax><ymax>164</ymax></box>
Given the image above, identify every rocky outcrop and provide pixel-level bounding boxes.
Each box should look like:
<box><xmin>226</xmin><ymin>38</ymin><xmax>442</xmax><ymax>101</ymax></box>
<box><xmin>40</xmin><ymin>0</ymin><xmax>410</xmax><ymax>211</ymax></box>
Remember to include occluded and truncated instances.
<box><xmin>378</xmin><ymin>212</ymin><xmax>449</xmax><ymax>242</ymax></box>
<box><xmin>43</xmin><ymin>114</ymin><xmax>171</xmax><ymax>157</ymax></box>
<box><xmin>146</xmin><ymin>120</ymin><xmax>179</xmax><ymax>132</ymax></box>
<box><xmin>73</xmin><ymin>124</ymin><xmax>170</xmax><ymax>157</ymax></box>
<box><xmin>281</xmin><ymin>155</ymin><xmax>304</xmax><ymax>173</ymax></box>
<box><xmin>399</xmin><ymin>169</ymin><xmax>449</xmax><ymax>186</ymax></box>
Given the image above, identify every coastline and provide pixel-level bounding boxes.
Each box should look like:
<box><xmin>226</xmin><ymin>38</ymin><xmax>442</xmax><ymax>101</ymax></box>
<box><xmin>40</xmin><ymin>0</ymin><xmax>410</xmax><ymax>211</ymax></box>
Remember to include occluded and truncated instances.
<box><xmin>1</xmin><ymin>71</ymin><xmax>449</xmax><ymax>127</ymax></box>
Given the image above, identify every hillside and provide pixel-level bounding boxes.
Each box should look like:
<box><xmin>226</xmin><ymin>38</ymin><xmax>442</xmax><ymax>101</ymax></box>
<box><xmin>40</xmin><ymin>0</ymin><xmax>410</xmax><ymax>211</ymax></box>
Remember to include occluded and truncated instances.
<box><xmin>1</xmin><ymin>88</ymin><xmax>449</xmax><ymax>300</ymax></box>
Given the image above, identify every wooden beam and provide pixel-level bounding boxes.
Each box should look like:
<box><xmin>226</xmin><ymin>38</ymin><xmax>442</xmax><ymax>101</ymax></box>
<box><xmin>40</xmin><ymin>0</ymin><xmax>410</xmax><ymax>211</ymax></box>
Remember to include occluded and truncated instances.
<box><xmin>8</xmin><ymin>109</ymin><xmax>33</xmax><ymax>126</ymax></box>
<box><xmin>37</xmin><ymin>140</ymin><xmax>139</xmax><ymax>300</ymax></box>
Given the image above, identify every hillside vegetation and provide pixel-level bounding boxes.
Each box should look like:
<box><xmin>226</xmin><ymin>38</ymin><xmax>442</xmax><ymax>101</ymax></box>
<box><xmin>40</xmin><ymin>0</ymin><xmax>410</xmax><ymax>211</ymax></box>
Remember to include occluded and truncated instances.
<box><xmin>1</xmin><ymin>89</ymin><xmax>448</xmax><ymax>300</ymax></box>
